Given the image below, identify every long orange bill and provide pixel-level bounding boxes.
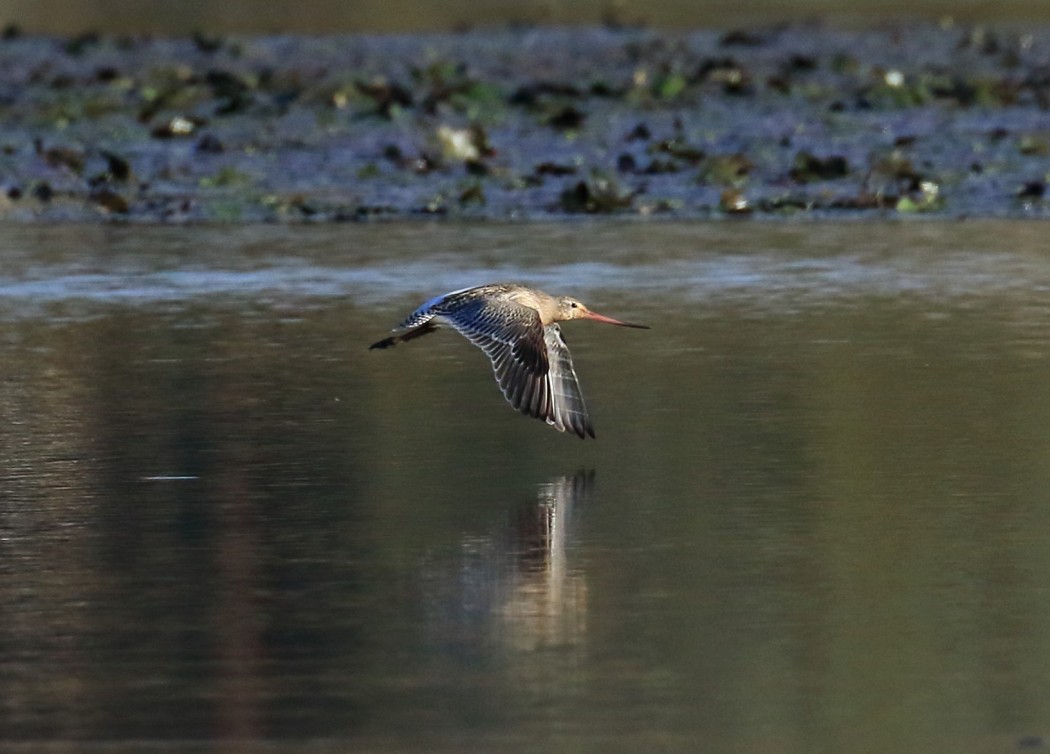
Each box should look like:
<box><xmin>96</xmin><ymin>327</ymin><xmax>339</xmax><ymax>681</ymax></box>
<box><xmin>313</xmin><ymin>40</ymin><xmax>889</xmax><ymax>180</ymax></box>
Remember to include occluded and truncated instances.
<box><xmin>583</xmin><ymin>310</ymin><xmax>650</xmax><ymax>329</ymax></box>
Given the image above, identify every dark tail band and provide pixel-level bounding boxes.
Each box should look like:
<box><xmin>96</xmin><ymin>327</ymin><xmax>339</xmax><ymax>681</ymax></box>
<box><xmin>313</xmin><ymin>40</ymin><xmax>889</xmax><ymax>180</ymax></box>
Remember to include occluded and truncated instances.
<box><xmin>369</xmin><ymin>337</ymin><xmax>397</xmax><ymax>350</ymax></box>
<box><xmin>369</xmin><ymin>321</ymin><xmax>439</xmax><ymax>350</ymax></box>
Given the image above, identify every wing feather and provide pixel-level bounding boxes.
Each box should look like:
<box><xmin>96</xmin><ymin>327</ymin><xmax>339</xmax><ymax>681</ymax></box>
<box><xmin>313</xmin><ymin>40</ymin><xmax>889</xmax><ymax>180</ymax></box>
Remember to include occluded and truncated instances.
<box><xmin>440</xmin><ymin>297</ymin><xmax>593</xmax><ymax>438</ymax></box>
<box><xmin>544</xmin><ymin>324</ymin><xmax>595</xmax><ymax>439</ymax></box>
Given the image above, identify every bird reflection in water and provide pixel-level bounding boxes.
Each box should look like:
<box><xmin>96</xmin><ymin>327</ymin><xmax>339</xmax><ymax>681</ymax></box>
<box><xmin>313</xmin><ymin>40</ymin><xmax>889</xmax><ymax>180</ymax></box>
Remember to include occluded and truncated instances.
<box><xmin>423</xmin><ymin>471</ymin><xmax>594</xmax><ymax>657</ymax></box>
<box><xmin>497</xmin><ymin>471</ymin><xmax>593</xmax><ymax>652</ymax></box>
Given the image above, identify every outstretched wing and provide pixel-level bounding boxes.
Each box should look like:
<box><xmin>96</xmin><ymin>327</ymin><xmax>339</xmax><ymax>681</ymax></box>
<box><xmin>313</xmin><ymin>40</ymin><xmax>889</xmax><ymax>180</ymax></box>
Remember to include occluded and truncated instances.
<box><xmin>441</xmin><ymin>297</ymin><xmax>593</xmax><ymax>439</ymax></box>
<box><xmin>543</xmin><ymin>324</ymin><xmax>594</xmax><ymax>439</ymax></box>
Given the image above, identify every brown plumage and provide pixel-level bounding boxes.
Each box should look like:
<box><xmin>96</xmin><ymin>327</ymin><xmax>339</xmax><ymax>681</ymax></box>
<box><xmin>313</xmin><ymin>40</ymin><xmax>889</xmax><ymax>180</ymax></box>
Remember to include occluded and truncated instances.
<box><xmin>369</xmin><ymin>283</ymin><xmax>649</xmax><ymax>438</ymax></box>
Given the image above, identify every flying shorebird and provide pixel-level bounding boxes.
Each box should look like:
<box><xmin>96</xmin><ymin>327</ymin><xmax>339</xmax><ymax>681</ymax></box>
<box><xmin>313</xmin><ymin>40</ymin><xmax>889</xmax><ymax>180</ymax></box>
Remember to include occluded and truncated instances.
<box><xmin>369</xmin><ymin>283</ymin><xmax>649</xmax><ymax>438</ymax></box>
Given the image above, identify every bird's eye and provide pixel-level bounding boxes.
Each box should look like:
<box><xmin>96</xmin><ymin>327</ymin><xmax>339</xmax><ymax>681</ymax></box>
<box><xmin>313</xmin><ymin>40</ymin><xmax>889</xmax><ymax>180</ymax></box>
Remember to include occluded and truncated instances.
<box><xmin>570</xmin><ymin>302</ymin><xmax>578</xmax><ymax>308</ymax></box>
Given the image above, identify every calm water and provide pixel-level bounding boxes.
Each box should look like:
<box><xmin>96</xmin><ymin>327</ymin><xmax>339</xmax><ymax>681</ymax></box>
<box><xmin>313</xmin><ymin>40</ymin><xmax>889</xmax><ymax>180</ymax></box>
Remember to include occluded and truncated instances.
<box><xmin>1</xmin><ymin>221</ymin><xmax>1049</xmax><ymax>752</ymax></box>
<box><xmin>5</xmin><ymin>0</ymin><xmax>1050</xmax><ymax>34</ymax></box>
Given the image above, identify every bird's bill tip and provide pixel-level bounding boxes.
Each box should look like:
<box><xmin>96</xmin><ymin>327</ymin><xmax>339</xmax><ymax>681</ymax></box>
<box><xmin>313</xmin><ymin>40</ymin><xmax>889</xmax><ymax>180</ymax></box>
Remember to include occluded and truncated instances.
<box><xmin>583</xmin><ymin>310</ymin><xmax>650</xmax><ymax>329</ymax></box>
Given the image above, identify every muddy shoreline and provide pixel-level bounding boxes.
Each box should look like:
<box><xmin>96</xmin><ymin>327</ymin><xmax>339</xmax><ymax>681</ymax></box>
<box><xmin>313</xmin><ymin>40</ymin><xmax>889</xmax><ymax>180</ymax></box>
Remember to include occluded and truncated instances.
<box><xmin>3</xmin><ymin>23</ymin><xmax>1050</xmax><ymax>222</ymax></box>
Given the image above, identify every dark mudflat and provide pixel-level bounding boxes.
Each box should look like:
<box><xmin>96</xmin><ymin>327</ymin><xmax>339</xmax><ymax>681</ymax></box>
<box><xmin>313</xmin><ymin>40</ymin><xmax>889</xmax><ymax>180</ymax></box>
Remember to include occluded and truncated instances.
<box><xmin>2</xmin><ymin>23</ymin><xmax>1050</xmax><ymax>222</ymax></box>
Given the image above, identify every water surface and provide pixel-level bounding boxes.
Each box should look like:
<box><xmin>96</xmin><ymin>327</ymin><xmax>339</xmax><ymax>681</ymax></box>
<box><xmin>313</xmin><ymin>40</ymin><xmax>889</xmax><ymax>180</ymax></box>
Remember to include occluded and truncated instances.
<box><xmin>1</xmin><ymin>221</ymin><xmax>1049</xmax><ymax>751</ymax></box>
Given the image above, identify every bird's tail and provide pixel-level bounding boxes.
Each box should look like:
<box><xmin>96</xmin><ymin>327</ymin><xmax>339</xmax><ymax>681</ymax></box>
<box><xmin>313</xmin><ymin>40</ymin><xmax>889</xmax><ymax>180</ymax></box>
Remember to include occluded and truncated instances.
<box><xmin>369</xmin><ymin>336</ymin><xmax>397</xmax><ymax>350</ymax></box>
<box><xmin>369</xmin><ymin>321</ymin><xmax>438</xmax><ymax>350</ymax></box>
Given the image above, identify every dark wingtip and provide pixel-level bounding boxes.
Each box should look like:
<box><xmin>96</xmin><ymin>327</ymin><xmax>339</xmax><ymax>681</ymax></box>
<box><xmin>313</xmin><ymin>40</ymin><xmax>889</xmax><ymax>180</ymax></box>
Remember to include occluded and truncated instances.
<box><xmin>369</xmin><ymin>337</ymin><xmax>396</xmax><ymax>350</ymax></box>
<box><xmin>574</xmin><ymin>421</ymin><xmax>596</xmax><ymax>440</ymax></box>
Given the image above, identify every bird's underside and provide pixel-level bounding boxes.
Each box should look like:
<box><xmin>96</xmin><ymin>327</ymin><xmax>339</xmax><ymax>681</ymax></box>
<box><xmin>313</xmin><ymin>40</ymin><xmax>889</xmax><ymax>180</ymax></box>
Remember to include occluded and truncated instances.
<box><xmin>369</xmin><ymin>288</ymin><xmax>595</xmax><ymax>438</ymax></box>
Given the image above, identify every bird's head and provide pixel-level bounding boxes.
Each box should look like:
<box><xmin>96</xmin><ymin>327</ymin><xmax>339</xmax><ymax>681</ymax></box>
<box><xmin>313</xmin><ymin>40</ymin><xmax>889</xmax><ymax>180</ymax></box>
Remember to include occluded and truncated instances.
<box><xmin>556</xmin><ymin>296</ymin><xmax>649</xmax><ymax>328</ymax></box>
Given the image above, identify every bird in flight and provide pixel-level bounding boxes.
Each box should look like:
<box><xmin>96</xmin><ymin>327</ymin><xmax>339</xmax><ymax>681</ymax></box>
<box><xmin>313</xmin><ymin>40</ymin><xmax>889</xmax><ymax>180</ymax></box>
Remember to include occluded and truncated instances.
<box><xmin>370</xmin><ymin>283</ymin><xmax>649</xmax><ymax>438</ymax></box>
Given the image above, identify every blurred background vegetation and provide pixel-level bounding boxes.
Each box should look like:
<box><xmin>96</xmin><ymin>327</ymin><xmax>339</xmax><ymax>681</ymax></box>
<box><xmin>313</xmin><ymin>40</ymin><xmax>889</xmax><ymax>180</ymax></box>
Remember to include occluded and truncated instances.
<box><xmin>2</xmin><ymin>0</ymin><xmax>1049</xmax><ymax>34</ymax></box>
